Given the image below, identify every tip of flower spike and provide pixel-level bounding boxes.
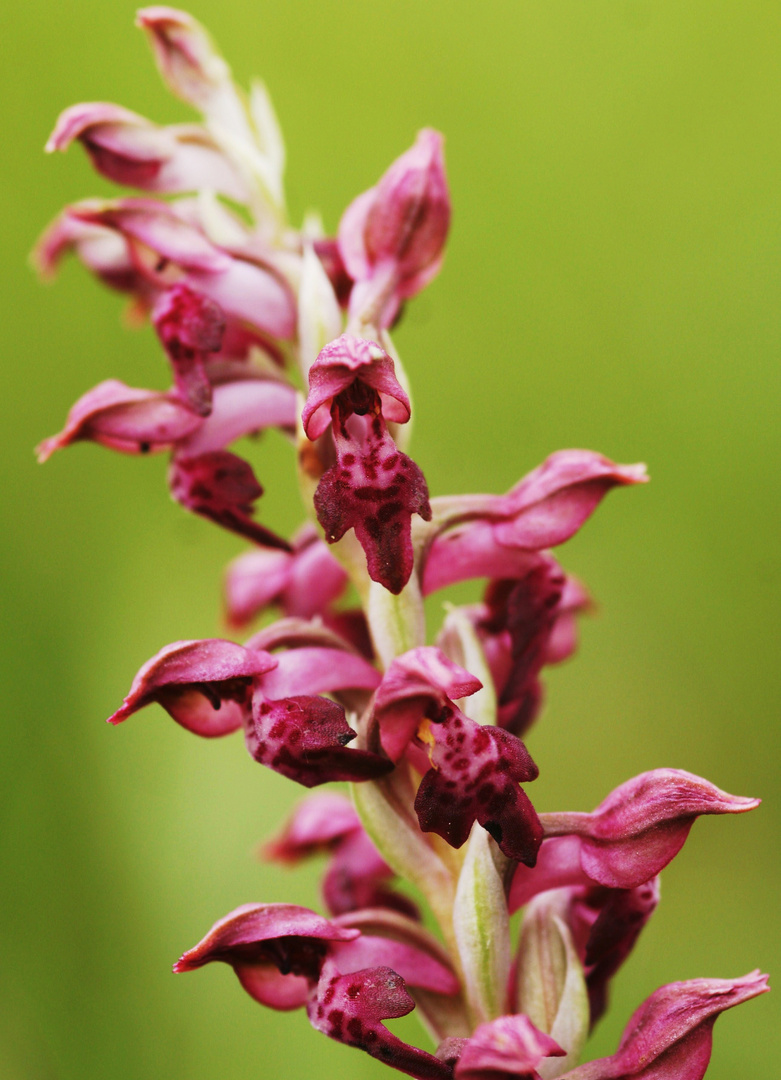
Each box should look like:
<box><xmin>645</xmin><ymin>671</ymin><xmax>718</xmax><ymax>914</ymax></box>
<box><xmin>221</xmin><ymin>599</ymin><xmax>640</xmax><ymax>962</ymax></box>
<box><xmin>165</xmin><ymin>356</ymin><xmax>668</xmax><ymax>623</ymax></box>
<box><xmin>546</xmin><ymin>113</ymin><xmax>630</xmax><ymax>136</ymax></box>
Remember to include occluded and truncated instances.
<box><xmin>135</xmin><ymin>6</ymin><xmax>191</xmax><ymax>30</ymax></box>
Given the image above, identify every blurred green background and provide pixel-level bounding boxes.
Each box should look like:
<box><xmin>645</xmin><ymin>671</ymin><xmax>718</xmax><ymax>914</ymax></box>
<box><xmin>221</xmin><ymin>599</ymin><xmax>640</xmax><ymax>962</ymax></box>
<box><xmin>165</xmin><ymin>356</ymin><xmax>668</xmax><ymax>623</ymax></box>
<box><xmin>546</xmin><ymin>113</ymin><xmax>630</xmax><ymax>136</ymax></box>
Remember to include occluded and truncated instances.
<box><xmin>1</xmin><ymin>1</ymin><xmax>778</xmax><ymax>1077</ymax></box>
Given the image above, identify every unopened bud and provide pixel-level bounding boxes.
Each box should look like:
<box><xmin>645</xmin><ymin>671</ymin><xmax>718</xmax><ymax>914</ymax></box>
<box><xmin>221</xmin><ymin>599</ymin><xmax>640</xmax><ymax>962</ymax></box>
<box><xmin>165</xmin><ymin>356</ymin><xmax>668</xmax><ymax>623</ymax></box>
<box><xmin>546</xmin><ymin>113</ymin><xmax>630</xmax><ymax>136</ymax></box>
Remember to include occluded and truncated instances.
<box><xmin>516</xmin><ymin>890</ymin><xmax>589</xmax><ymax>1079</ymax></box>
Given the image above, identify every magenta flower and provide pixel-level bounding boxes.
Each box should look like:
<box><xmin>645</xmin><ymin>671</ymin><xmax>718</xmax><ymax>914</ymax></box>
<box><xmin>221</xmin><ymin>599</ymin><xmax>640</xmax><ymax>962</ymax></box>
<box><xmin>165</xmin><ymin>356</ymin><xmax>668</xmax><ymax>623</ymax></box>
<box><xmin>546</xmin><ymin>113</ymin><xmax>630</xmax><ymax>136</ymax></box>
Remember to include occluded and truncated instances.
<box><xmin>371</xmin><ymin>647</ymin><xmax>543</xmax><ymax>864</ymax></box>
<box><xmin>371</xmin><ymin>646</ymin><xmax>483</xmax><ymax>762</ymax></box>
<box><xmin>62</xmin><ymin>198</ymin><xmax>295</xmax><ymax>336</ymax></box>
<box><xmin>223</xmin><ymin>523</ymin><xmax>348</xmax><ymax>629</ymax></box>
<box><xmin>244</xmin><ymin>642</ymin><xmax>392</xmax><ymax>786</ymax></box>
<box><xmin>303</xmin><ymin>334</ymin><xmax>431</xmax><ymax>593</ymax></box>
<box><xmin>558</xmin><ymin>971</ymin><xmax>769</xmax><ymax>1080</ymax></box>
<box><xmin>423</xmin><ymin>452</ymin><xmax>647</xmax><ymax>594</ymax></box>
<box><xmin>510</xmin><ymin>769</ymin><xmax>760</xmax><ymax>909</ymax></box>
<box><xmin>46</xmin><ymin>102</ymin><xmax>249</xmax><ymax>199</ymax></box>
<box><xmin>38</xmin><ymin>13</ymin><xmax>768</xmax><ymax>1080</ymax></box>
<box><xmin>175</xmin><ymin>902</ymin><xmax>456</xmax><ymax>1079</ymax></box>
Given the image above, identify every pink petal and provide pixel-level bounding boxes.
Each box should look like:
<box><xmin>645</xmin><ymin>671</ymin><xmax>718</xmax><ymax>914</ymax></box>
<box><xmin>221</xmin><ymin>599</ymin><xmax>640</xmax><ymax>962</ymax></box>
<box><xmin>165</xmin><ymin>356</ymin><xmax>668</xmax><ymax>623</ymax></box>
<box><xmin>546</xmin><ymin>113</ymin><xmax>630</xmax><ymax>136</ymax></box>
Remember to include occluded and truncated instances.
<box><xmin>36</xmin><ymin>379</ymin><xmax>203</xmax><ymax>461</ymax></box>
<box><xmin>493</xmin><ymin>451</ymin><xmax>648</xmax><ymax>550</ymax></box>
<box><xmin>508</xmin><ymin>837</ymin><xmax>592</xmax><ymax>913</ymax></box>
<box><xmin>47</xmin><ymin>102</ymin><xmax>247</xmax><ymax>199</ymax></box>
<box><xmin>263</xmin><ymin>793</ymin><xmax>361</xmax><ymax>862</ymax></box>
<box><xmin>303</xmin><ymin>334</ymin><xmax>410</xmax><ymax>439</ymax></box>
<box><xmin>258</xmin><ymin>646</ymin><xmax>380</xmax><ymax>699</ymax></box>
<box><xmin>178</xmin><ymin>378</ymin><xmax>297</xmax><ymax>455</ymax></box>
<box><xmin>71</xmin><ymin>200</ymin><xmax>296</xmax><ymax>337</ymax></box>
<box><xmin>107</xmin><ymin>638</ymin><xmax>276</xmax><ymax>736</ymax></box>
<box><xmin>560</xmin><ymin>971</ymin><xmax>769</xmax><ymax>1080</ymax></box>
<box><xmin>372</xmin><ymin>646</ymin><xmax>482</xmax><ymax>763</ymax></box>
<box><xmin>456</xmin><ymin>1014</ymin><xmax>564</xmax><ymax>1080</ymax></box>
<box><xmin>331</xmin><ymin>936</ymin><xmax>459</xmax><ymax>995</ymax></box>
<box><xmin>173</xmin><ymin>902</ymin><xmax>359</xmax><ymax>1000</ymax></box>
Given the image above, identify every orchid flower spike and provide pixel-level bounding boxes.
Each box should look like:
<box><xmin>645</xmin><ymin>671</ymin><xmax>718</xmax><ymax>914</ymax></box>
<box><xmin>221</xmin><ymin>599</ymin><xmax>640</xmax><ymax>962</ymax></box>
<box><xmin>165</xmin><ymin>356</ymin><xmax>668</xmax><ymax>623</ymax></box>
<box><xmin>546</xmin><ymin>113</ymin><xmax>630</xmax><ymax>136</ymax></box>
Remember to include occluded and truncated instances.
<box><xmin>36</xmin><ymin>12</ymin><xmax>767</xmax><ymax>1080</ymax></box>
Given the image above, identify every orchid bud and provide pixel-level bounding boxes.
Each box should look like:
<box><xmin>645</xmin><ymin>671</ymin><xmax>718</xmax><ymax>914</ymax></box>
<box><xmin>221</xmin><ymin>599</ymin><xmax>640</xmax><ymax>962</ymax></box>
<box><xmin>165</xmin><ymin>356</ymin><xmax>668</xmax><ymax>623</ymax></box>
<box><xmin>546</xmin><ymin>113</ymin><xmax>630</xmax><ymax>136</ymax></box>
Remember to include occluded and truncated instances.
<box><xmin>136</xmin><ymin>7</ymin><xmax>252</xmax><ymax>141</ymax></box>
<box><xmin>515</xmin><ymin>891</ymin><xmax>589</xmax><ymax>1079</ymax></box>
<box><xmin>340</xmin><ymin>129</ymin><xmax>451</xmax><ymax>327</ymax></box>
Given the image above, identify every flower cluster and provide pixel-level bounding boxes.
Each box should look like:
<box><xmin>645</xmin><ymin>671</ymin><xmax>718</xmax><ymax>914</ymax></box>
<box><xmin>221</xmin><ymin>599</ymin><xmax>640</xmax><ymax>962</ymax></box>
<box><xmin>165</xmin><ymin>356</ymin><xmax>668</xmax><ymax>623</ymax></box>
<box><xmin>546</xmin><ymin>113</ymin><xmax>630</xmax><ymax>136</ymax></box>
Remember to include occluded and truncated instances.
<box><xmin>37</xmin><ymin>9</ymin><xmax>768</xmax><ymax>1080</ymax></box>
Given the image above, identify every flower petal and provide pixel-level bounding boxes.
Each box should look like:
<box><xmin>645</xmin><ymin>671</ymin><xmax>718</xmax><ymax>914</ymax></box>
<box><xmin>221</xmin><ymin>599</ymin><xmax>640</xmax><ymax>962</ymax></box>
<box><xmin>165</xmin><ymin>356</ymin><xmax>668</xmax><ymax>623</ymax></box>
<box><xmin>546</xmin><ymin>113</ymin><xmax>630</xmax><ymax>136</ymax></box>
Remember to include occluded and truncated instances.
<box><xmin>169</xmin><ymin>449</ymin><xmax>292</xmax><ymax>549</ymax></box>
<box><xmin>308</xmin><ymin>959</ymin><xmax>452</xmax><ymax>1080</ymax></box>
<box><xmin>543</xmin><ymin>769</ymin><xmax>761</xmax><ymax>889</ymax></box>
<box><xmin>372</xmin><ymin>646</ymin><xmax>483</xmax><ymax>763</ymax></box>
<box><xmin>559</xmin><ymin>971</ymin><xmax>769</xmax><ymax>1080</ymax></box>
<box><xmin>416</xmin><ymin>717</ymin><xmax>543</xmax><ymax>865</ymax></box>
<box><xmin>247</xmin><ymin>694</ymin><xmax>393</xmax><ymax>788</ymax></box>
<box><xmin>107</xmin><ymin>638</ymin><xmax>275</xmax><ymax>736</ymax></box>
<box><xmin>36</xmin><ymin>379</ymin><xmax>203</xmax><ymax>461</ymax></box>
<box><xmin>455</xmin><ymin>1014</ymin><xmax>564</xmax><ymax>1080</ymax></box>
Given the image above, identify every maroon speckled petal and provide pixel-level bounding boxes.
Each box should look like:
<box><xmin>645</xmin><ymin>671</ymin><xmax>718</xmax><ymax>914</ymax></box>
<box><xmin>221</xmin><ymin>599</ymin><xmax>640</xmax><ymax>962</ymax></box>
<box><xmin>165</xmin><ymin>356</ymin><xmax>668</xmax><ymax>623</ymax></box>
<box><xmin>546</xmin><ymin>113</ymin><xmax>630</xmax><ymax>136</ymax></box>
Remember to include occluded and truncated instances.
<box><xmin>169</xmin><ymin>449</ymin><xmax>291</xmax><ymax>550</ymax></box>
<box><xmin>315</xmin><ymin>417</ymin><xmax>430</xmax><ymax>594</ymax></box>
<box><xmin>308</xmin><ymin>960</ymin><xmax>452</xmax><ymax>1080</ymax></box>
<box><xmin>574</xmin><ymin>878</ymin><xmax>661</xmax><ymax>1027</ymax></box>
<box><xmin>247</xmin><ymin>694</ymin><xmax>393</xmax><ymax>788</ymax></box>
<box><xmin>415</xmin><ymin>714</ymin><xmax>543</xmax><ymax>865</ymax></box>
<box><xmin>152</xmin><ymin>283</ymin><xmax>225</xmax><ymax>415</ymax></box>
